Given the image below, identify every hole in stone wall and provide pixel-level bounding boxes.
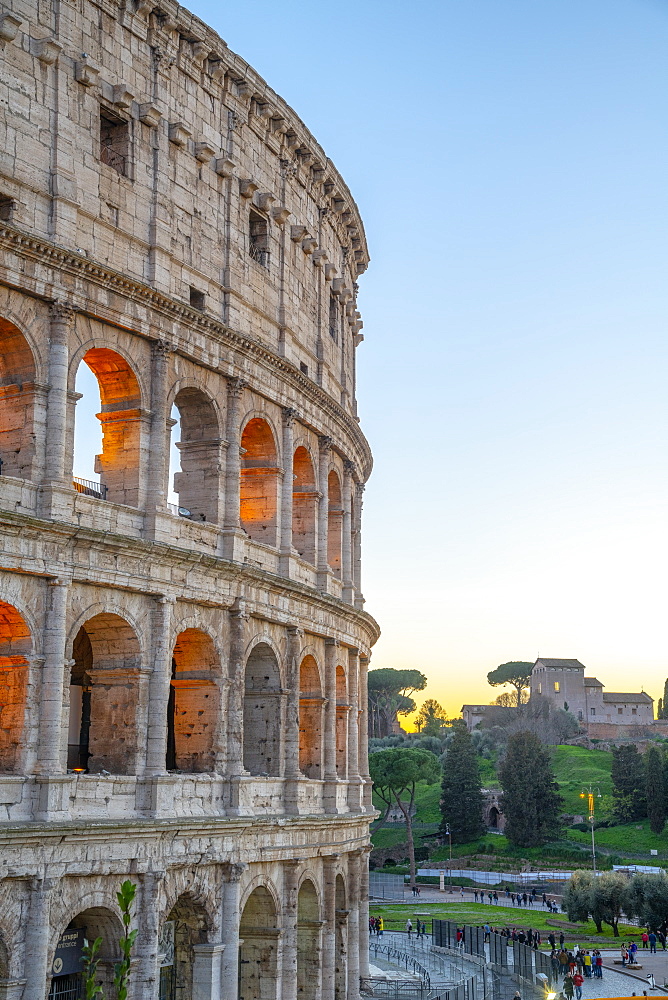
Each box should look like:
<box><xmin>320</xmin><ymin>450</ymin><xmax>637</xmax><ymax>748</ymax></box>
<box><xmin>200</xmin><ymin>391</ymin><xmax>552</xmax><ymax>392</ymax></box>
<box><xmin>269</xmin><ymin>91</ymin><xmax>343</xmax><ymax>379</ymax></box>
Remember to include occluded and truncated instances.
<box><xmin>100</xmin><ymin>107</ymin><xmax>129</xmax><ymax>177</ymax></box>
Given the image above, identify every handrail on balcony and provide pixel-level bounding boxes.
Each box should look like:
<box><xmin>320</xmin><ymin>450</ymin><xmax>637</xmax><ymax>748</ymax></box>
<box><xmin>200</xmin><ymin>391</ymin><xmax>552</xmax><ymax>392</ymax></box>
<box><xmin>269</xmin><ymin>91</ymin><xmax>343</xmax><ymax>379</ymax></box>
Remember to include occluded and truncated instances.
<box><xmin>73</xmin><ymin>477</ymin><xmax>108</xmax><ymax>500</ymax></box>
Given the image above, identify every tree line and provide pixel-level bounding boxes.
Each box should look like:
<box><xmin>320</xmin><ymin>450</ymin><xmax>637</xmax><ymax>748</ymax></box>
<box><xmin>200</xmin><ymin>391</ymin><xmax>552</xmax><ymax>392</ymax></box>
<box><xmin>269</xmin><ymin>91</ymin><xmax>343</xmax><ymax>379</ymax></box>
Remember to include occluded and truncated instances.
<box><xmin>563</xmin><ymin>869</ymin><xmax>668</xmax><ymax>937</ymax></box>
<box><xmin>610</xmin><ymin>743</ymin><xmax>668</xmax><ymax>833</ymax></box>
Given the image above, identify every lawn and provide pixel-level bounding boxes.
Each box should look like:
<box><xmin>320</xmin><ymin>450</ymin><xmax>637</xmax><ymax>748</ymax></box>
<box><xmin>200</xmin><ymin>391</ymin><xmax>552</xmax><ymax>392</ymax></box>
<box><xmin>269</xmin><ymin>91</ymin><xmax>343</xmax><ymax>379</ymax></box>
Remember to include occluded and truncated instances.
<box><xmin>550</xmin><ymin>745</ymin><xmax>613</xmax><ymax>814</ymax></box>
<box><xmin>368</xmin><ymin>900</ymin><xmax>641</xmax><ymax>947</ymax></box>
<box><xmin>566</xmin><ymin>819</ymin><xmax>668</xmax><ymax>856</ymax></box>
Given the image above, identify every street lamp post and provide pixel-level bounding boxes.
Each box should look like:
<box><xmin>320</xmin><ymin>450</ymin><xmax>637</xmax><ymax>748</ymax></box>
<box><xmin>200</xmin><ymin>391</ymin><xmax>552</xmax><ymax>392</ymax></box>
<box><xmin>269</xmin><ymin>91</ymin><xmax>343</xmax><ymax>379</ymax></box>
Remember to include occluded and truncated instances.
<box><xmin>579</xmin><ymin>786</ymin><xmax>601</xmax><ymax>875</ymax></box>
<box><xmin>445</xmin><ymin>823</ymin><xmax>453</xmax><ymax>891</ymax></box>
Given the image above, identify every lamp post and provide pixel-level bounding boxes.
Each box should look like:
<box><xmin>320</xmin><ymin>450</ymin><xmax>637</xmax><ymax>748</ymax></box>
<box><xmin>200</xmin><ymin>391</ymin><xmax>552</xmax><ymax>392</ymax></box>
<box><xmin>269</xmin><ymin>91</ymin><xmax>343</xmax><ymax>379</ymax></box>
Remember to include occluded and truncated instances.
<box><xmin>445</xmin><ymin>823</ymin><xmax>453</xmax><ymax>891</ymax></box>
<box><xmin>580</xmin><ymin>786</ymin><xmax>601</xmax><ymax>875</ymax></box>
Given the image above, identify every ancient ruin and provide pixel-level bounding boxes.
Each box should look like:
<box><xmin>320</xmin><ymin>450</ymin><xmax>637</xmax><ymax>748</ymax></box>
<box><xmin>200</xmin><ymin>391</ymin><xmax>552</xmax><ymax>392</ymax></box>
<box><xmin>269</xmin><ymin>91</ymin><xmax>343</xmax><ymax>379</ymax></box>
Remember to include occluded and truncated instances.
<box><xmin>0</xmin><ymin>0</ymin><xmax>378</xmax><ymax>996</ymax></box>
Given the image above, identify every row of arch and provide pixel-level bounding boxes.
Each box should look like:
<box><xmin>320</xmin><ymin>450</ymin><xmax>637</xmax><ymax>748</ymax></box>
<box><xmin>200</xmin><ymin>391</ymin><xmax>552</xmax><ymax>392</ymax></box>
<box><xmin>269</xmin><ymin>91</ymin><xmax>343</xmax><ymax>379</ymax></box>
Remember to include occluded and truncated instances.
<box><xmin>0</xmin><ymin>874</ymin><xmax>351</xmax><ymax>1000</ymax></box>
<box><xmin>0</xmin><ymin>599</ymin><xmax>352</xmax><ymax>778</ymax></box>
<box><xmin>0</xmin><ymin>317</ymin><xmax>355</xmax><ymax>576</ymax></box>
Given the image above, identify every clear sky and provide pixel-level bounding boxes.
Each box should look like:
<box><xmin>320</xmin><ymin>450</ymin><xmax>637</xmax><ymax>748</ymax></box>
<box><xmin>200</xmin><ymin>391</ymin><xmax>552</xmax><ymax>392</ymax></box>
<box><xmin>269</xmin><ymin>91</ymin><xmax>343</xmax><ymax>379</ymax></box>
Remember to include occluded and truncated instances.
<box><xmin>76</xmin><ymin>0</ymin><xmax>668</xmax><ymax>720</ymax></box>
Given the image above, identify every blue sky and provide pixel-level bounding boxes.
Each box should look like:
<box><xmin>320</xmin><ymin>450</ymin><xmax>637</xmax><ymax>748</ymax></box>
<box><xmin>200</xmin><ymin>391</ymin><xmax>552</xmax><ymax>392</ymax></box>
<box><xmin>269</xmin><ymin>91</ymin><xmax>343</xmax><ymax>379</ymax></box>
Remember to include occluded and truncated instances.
<box><xmin>76</xmin><ymin>0</ymin><xmax>668</xmax><ymax>716</ymax></box>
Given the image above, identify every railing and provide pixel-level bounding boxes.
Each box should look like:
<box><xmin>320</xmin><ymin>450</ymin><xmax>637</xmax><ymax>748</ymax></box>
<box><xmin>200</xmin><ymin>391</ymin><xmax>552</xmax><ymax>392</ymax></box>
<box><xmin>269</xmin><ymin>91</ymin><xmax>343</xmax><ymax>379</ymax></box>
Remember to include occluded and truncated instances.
<box><xmin>72</xmin><ymin>477</ymin><xmax>108</xmax><ymax>500</ymax></box>
<box><xmin>369</xmin><ymin>942</ymin><xmax>432</xmax><ymax>986</ymax></box>
<box><xmin>249</xmin><ymin>242</ymin><xmax>270</xmax><ymax>267</ymax></box>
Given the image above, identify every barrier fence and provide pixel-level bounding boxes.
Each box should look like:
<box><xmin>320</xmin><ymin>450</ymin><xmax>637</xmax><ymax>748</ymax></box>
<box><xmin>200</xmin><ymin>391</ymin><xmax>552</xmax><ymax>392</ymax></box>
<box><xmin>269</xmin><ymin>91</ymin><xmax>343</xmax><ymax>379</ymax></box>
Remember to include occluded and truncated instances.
<box><xmin>432</xmin><ymin>920</ymin><xmax>555</xmax><ymax>989</ymax></box>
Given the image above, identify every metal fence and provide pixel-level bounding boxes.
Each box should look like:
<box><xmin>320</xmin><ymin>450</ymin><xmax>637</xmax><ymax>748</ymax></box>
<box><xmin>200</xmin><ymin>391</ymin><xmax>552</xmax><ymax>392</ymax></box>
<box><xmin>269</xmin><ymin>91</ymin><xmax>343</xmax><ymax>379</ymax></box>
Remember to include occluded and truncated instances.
<box><xmin>432</xmin><ymin>921</ymin><xmax>554</xmax><ymax>991</ymax></box>
<box><xmin>370</xmin><ymin>871</ymin><xmax>406</xmax><ymax>900</ymax></box>
<box><xmin>366</xmin><ymin>939</ymin><xmax>477</xmax><ymax>1000</ymax></box>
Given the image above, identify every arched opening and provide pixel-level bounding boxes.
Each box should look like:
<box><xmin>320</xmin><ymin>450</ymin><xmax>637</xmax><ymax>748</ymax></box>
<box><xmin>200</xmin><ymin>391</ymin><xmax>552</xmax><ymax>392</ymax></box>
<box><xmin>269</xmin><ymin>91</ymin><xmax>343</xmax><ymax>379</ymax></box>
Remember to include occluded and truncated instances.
<box><xmin>239</xmin><ymin>886</ymin><xmax>279</xmax><ymax>1000</ymax></box>
<box><xmin>0</xmin><ymin>318</ymin><xmax>38</xmax><ymax>481</ymax></box>
<box><xmin>335</xmin><ymin>875</ymin><xmax>348</xmax><ymax>1000</ymax></box>
<box><xmin>158</xmin><ymin>895</ymin><xmax>209</xmax><ymax>1000</ymax></box>
<box><xmin>292</xmin><ymin>446</ymin><xmax>317</xmax><ymax>563</ymax></box>
<box><xmin>488</xmin><ymin>806</ymin><xmax>500</xmax><ymax>829</ymax></box>
<box><xmin>0</xmin><ymin>600</ymin><xmax>31</xmax><ymax>774</ymax></box>
<box><xmin>67</xmin><ymin>612</ymin><xmax>142</xmax><ymax>774</ymax></box>
<box><xmin>335</xmin><ymin>665</ymin><xmax>348</xmax><ymax>778</ymax></box>
<box><xmin>73</xmin><ymin>348</ymin><xmax>143</xmax><ymax>506</ymax></box>
<box><xmin>327</xmin><ymin>470</ymin><xmax>342</xmax><ymax>577</ymax></box>
<box><xmin>297</xmin><ymin>879</ymin><xmax>321</xmax><ymax>1000</ymax></box>
<box><xmin>166</xmin><ymin>629</ymin><xmax>219</xmax><ymax>773</ymax></box>
<box><xmin>169</xmin><ymin>388</ymin><xmax>220</xmax><ymax>523</ymax></box>
<box><xmin>240</xmin><ymin>418</ymin><xmax>279</xmax><ymax>545</ymax></box>
<box><xmin>243</xmin><ymin>643</ymin><xmax>281</xmax><ymax>777</ymax></box>
<box><xmin>49</xmin><ymin>907</ymin><xmax>122</xmax><ymax>1000</ymax></box>
<box><xmin>299</xmin><ymin>656</ymin><xmax>322</xmax><ymax>779</ymax></box>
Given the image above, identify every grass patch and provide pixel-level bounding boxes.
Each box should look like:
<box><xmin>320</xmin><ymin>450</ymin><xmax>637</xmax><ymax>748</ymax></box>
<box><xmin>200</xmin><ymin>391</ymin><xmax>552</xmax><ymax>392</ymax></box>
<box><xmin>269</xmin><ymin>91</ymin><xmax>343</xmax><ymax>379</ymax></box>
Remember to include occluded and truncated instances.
<box><xmin>368</xmin><ymin>900</ymin><xmax>640</xmax><ymax>946</ymax></box>
<box><xmin>550</xmin><ymin>746</ymin><xmax>613</xmax><ymax>814</ymax></box>
<box><xmin>566</xmin><ymin>819</ymin><xmax>668</xmax><ymax>856</ymax></box>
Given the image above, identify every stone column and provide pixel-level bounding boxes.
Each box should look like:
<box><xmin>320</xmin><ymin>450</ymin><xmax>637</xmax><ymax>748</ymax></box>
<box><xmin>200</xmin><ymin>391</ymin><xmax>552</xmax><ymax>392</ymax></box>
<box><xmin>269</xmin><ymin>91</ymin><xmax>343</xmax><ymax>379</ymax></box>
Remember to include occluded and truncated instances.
<box><xmin>36</xmin><ymin>579</ymin><xmax>69</xmax><ymax>774</ymax></box>
<box><xmin>144</xmin><ymin>340</ymin><xmax>171</xmax><ymax>534</ymax></box>
<box><xmin>192</xmin><ymin>944</ymin><xmax>225</xmax><ymax>1000</ymax></box>
<box><xmin>353</xmin><ymin>481</ymin><xmax>365</xmax><ymax>608</ymax></box>
<box><xmin>222</xmin><ymin>377</ymin><xmax>247</xmax><ymax>560</ymax></box>
<box><xmin>44</xmin><ymin>302</ymin><xmax>75</xmax><ymax>484</ymax></box>
<box><xmin>284</xmin><ymin>625</ymin><xmax>303</xmax><ymax>814</ymax></box>
<box><xmin>279</xmin><ymin>407</ymin><xmax>297</xmax><ymax>576</ymax></box>
<box><xmin>133</xmin><ymin>869</ymin><xmax>165</xmax><ymax>1000</ymax></box>
<box><xmin>23</xmin><ymin>876</ymin><xmax>55</xmax><ymax>1000</ymax></box>
<box><xmin>145</xmin><ymin>596</ymin><xmax>174</xmax><ymax>776</ymax></box>
<box><xmin>358</xmin><ymin>655</ymin><xmax>372</xmax><ymax>812</ymax></box>
<box><xmin>359</xmin><ymin>848</ymin><xmax>371</xmax><ymax>980</ymax></box>
<box><xmin>220</xmin><ymin>863</ymin><xmax>246</xmax><ymax>1000</ymax></box>
<box><xmin>316</xmin><ymin>436</ymin><xmax>332</xmax><ymax>589</ymax></box>
<box><xmin>281</xmin><ymin>860</ymin><xmax>300</xmax><ymax>1000</ymax></box>
<box><xmin>346</xmin><ymin>648</ymin><xmax>360</xmax><ymax>812</ymax></box>
<box><xmin>321</xmin><ymin>855</ymin><xmax>339</xmax><ymax>1000</ymax></box>
<box><xmin>341</xmin><ymin>461</ymin><xmax>355</xmax><ymax>604</ymax></box>
<box><xmin>225</xmin><ymin>599</ymin><xmax>249</xmax><ymax>813</ymax></box>
<box><xmin>346</xmin><ymin>852</ymin><xmax>361</xmax><ymax>1000</ymax></box>
<box><xmin>323</xmin><ymin>639</ymin><xmax>339</xmax><ymax>813</ymax></box>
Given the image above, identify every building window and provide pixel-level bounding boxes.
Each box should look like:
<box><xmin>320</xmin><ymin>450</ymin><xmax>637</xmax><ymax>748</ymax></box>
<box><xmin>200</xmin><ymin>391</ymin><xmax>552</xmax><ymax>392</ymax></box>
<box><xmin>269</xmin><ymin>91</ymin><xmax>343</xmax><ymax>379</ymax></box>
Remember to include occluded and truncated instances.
<box><xmin>618</xmin><ymin>707</ymin><xmax>623</xmax><ymax>715</ymax></box>
<box><xmin>632</xmin><ymin>707</ymin><xmax>637</xmax><ymax>715</ymax></box>
<box><xmin>591</xmin><ymin>707</ymin><xmax>596</xmax><ymax>715</ymax></box>
<box><xmin>100</xmin><ymin>108</ymin><xmax>129</xmax><ymax>176</ymax></box>
<box><xmin>249</xmin><ymin>210</ymin><xmax>269</xmax><ymax>267</ymax></box>
<box><xmin>189</xmin><ymin>287</ymin><xmax>205</xmax><ymax>310</ymax></box>
<box><xmin>538</xmin><ymin>683</ymin><xmax>542</xmax><ymax>694</ymax></box>
<box><xmin>329</xmin><ymin>294</ymin><xmax>339</xmax><ymax>342</ymax></box>
<box><xmin>578</xmin><ymin>710</ymin><xmax>583</xmax><ymax>721</ymax></box>
<box><xmin>300</xmin><ymin>362</ymin><xmax>308</xmax><ymax>376</ymax></box>
<box><xmin>553</xmin><ymin>681</ymin><xmax>560</xmax><ymax>693</ymax></box>
<box><xmin>0</xmin><ymin>195</ymin><xmax>15</xmax><ymax>222</ymax></box>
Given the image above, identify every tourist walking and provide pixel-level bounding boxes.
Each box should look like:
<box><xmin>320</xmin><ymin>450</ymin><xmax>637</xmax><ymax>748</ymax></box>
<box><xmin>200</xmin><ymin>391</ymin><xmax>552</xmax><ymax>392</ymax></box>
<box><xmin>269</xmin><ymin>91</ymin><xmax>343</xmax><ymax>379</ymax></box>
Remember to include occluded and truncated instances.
<box><xmin>573</xmin><ymin>972</ymin><xmax>584</xmax><ymax>999</ymax></box>
<box><xmin>649</xmin><ymin>932</ymin><xmax>657</xmax><ymax>954</ymax></box>
<box><xmin>406</xmin><ymin>919</ymin><xmax>413</xmax><ymax>938</ymax></box>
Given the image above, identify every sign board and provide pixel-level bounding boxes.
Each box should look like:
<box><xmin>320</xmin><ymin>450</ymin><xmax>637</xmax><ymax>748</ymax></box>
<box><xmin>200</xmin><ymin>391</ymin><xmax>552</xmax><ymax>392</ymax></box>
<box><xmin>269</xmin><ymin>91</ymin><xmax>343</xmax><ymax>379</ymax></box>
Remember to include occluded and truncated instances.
<box><xmin>159</xmin><ymin>921</ymin><xmax>175</xmax><ymax>968</ymax></box>
<box><xmin>52</xmin><ymin>928</ymin><xmax>85</xmax><ymax>977</ymax></box>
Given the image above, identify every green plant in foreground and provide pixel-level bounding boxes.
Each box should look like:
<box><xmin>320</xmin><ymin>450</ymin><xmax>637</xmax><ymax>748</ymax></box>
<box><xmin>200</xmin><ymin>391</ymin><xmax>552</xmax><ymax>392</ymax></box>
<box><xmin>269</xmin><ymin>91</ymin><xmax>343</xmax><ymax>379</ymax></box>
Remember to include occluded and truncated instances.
<box><xmin>114</xmin><ymin>880</ymin><xmax>138</xmax><ymax>1000</ymax></box>
<box><xmin>81</xmin><ymin>881</ymin><xmax>137</xmax><ymax>1000</ymax></box>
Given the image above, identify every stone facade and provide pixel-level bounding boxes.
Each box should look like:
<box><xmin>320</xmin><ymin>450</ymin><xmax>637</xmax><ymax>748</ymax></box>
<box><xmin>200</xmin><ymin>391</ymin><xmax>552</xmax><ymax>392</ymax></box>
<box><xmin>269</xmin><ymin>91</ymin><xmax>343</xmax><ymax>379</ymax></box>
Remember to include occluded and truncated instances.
<box><xmin>0</xmin><ymin>1</ymin><xmax>378</xmax><ymax>998</ymax></box>
<box><xmin>529</xmin><ymin>659</ymin><xmax>654</xmax><ymax>726</ymax></box>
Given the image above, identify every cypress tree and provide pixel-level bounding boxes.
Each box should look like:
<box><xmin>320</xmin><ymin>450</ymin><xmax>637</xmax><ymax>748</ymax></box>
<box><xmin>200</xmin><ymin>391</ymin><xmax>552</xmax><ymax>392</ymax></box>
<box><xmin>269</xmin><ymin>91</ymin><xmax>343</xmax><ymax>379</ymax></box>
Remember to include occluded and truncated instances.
<box><xmin>440</xmin><ymin>722</ymin><xmax>484</xmax><ymax>843</ymax></box>
<box><xmin>658</xmin><ymin>698</ymin><xmax>664</xmax><ymax>721</ymax></box>
<box><xmin>611</xmin><ymin>745</ymin><xmax>646</xmax><ymax>822</ymax></box>
<box><xmin>498</xmin><ymin>730</ymin><xmax>562</xmax><ymax>847</ymax></box>
<box><xmin>645</xmin><ymin>745</ymin><xmax>665</xmax><ymax>834</ymax></box>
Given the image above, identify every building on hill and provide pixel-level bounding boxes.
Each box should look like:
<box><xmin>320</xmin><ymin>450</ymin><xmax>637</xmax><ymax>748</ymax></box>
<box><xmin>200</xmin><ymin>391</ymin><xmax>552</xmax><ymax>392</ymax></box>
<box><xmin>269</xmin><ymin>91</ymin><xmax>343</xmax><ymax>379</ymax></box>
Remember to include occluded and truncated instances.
<box><xmin>530</xmin><ymin>658</ymin><xmax>654</xmax><ymax>725</ymax></box>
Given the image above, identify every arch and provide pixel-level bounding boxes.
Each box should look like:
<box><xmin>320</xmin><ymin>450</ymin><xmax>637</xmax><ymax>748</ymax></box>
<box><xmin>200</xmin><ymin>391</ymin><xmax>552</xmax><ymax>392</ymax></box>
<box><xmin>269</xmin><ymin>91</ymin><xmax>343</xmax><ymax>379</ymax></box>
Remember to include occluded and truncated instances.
<box><xmin>73</xmin><ymin>347</ymin><xmax>143</xmax><ymax>506</ymax></box>
<box><xmin>167</xmin><ymin>629</ymin><xmax>219</xmax><ymax>773</ymax></box>
<box><xmin>297</xmin><ymin>879</ymin><xmax>321</xmax><ymax>1000</ymax></box>
<box><xmin>327</xmin><ymin>469</ymin><xmax>343</xmax><ymax>577</ymax></box>
<box><xmin>334</xmin><ymin>874</ymin><xmax>348</xmax><ymax>1000</ymax></box>
<box><xmin>0</xmin><ymin>599</ymin><xmax>32</xmax><ymax>773</ymax></box>
<box><xmin>240</xmin><ymin>417</ymin><xmax>279</xmax><ymax>545</ymax></box>
<box><xmin>488</xmin><ymin>805</ymin><xmax>500</xmax><ymax>829</ymax></box>
<box><xmin>243</xmin><ymin>642</ymin><xmax>282</xmax><ymax>776</ymax></box>
<box><xmin>159</xmin><ymin>894</ymin><xmax>210</xmax><ymax>1000</ymax></box>
<box><xmin>170</xmin><ymin>386</ymin><xmax>221</xmax><ymax>523</ymax></box>
<box><xmin>67</xmin><ymin>612</ymin><xmax>142</xmax><ymax>774</ymax></box>
<box><xmin>292</xmin><ymin>445</ymin><xmax>317</xmax><ymax>563</ymax></box>
<box><xmin>299</xmin><ymin>655</ymin><xmax>322</xmax><ymax>779</ymax></box>
<box><xmin>239</xmin><ymin>886</ymin><xmax>279</xmax><ymax>1000</ymax></box>
<box><xmin>335</xmin><ymin>665</ymin><xmax>348</xmax><ymax>778</ymax></box>
<box><xmin>48</xmin><ymin>907</ymin><xmax>123</xmax><ymax>1000</ymax></box>
<box><xmin>0</xmin><ymin>317</ymin><xmax>39</xmax><ymax>481</ymax></box>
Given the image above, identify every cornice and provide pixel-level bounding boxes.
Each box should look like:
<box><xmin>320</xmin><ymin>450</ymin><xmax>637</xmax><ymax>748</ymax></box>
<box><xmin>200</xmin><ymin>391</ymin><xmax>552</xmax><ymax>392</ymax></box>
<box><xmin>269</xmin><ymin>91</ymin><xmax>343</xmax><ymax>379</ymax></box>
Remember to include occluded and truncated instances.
<box><xmin>0</xmin><ymin>224</ymin><xmax>372</xmax><ymax>479</ymax></box>
<box><xmin>0</xmin><ymin>508</ymin><xmax>381</xmax><ymax>645</ymax></box>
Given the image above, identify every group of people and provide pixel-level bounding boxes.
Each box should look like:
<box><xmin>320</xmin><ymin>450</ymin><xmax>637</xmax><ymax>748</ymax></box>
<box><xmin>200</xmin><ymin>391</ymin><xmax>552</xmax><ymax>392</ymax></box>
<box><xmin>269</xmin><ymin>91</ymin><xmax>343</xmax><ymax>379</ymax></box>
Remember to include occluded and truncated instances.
<box><xmin>405</xmin><ymin>919</ymin><xmax>428</xmax><ymax>939</ymax></box>
<box><xmin>471</xmin><ymin>887</ymin><xmax>558</xmax><ymax>911</ymax></box>
<box><xmin>551</xmin><ymin>947</ymin><xmax>604</xmax><ymax>992</ymax></box>
<box><xmin>369</xmin><ymin>916</ymin><xmax>384</xmax><ymax>936</ymax></box>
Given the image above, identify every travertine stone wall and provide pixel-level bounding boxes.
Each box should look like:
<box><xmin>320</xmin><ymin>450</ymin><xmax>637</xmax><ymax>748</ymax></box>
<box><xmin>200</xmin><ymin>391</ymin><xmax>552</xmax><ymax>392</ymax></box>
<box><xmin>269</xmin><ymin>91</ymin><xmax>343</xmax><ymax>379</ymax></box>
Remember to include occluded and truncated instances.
<box><xmin>0</xmin><ymin>0</ymin><xmax>377</xmax><ymax>996</ymax></box>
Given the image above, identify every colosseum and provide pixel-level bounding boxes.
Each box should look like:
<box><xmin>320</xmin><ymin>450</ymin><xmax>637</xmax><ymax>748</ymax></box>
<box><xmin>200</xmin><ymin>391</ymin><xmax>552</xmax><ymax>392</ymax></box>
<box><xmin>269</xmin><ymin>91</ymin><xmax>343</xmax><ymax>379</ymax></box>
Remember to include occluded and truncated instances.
<box><xmin>0</xmin><ymin>0</ymin><xmax>378</xmax><ymax>997</ymax></box>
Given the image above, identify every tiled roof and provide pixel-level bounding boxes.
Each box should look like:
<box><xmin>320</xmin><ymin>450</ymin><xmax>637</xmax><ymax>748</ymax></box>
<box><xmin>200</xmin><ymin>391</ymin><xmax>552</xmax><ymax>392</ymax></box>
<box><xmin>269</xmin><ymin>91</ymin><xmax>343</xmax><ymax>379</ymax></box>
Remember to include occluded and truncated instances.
<box><xmin>602</xmin><ymin>692</ymin><xmax>653</xmax><ymax>704</ymax></box>
<box><xmin>534</xmin><ymin>658</ymin><xmax>585</xmax><ymax>670</ymax></box>
<box><xmin>584</xmin><ymin>677</ymin><xmax>604</xmax><ymax>687</ymax></box>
